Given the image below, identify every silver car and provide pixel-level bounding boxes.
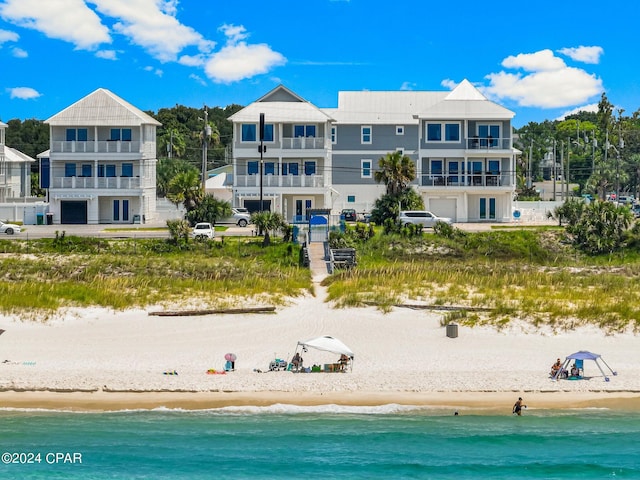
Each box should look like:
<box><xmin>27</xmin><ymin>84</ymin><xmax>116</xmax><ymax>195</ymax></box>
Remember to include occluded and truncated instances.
<box><xmin>399</xmin><ymin>210</ymin><xmax>452</xmax><ymax>228</ymax></box>
<box><xmin>218</xmin><ymin>208</ymin><xmax>251</xmax><ymax>227</ymax></box>
<box><xmin>0</xmin><ymin>220</ymin><xmax>21</xmax><ymax>235</ymax></box>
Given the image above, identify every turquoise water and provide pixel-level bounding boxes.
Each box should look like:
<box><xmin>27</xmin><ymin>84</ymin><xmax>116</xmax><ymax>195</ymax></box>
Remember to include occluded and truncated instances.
<box><xmin>1</xmin><ymin>404</ymin><xmax>638</xmax><ymax>479</ymax></box>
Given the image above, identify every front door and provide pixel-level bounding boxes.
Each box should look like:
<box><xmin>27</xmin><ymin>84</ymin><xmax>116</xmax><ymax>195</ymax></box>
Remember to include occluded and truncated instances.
<box><xmin>113</xmin><ymin>199</ymin><xmax>130</xmax><ymax>223</ymax></box>
<box><xmin>295</xmin><ymin>198</ymin><xmax>314</xmax><ymax>221</ymax></box>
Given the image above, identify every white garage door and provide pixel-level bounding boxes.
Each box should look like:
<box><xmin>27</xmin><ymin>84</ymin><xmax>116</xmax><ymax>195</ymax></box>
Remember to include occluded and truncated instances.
<box><xmin>429</xmin><ymin>199</ymin><xmax>457</xmax><ymax>221</ymax></box>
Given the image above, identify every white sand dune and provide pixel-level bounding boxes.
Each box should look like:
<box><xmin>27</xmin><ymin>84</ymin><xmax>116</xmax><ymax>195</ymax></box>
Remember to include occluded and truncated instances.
<box><xmin>1</xmin><ymin>278</ymin><xmax>638</xmax><ymax>408</ymax></box>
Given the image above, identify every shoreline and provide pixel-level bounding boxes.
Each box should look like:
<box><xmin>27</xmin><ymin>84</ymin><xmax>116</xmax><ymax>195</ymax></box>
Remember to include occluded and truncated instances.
<box><xmin>1</xmin><ymin>390</ymin><xmax>640</xmax><ymax>413</ymax></box>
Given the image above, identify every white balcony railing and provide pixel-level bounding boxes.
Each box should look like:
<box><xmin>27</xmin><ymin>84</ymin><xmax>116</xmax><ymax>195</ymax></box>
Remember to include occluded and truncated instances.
<box><xmin>50</xmin><ymin>140</ymin><xmax>143</xmax><ymax>154</ymax></box>
<box><xmin>281</xmin><ymin>137</ymin><xmax>325</xmax><ymax>149</ymax></box>
<box><xmin>466</xmin><ymin>137</ymin><xmax>511</xmax><ymax>150</ymax></box>
<box><xmin>421</xmin><ymin>173</ymin><xmax>512</xmax><ymax>187</ymax></box>
<box><xmin>51</xmin><ymin>176</ymin><xmax>142</xmax><ymax>189</ymax></box>
<box><xmin>235</xmin><ymin>174</ymin><xmax>325</xmax><ymax>188</ymax></box>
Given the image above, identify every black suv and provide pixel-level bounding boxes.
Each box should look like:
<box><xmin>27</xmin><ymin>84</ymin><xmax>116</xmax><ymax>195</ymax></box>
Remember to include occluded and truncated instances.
<box><xmin>341</xmin><ymin>209</ymin><xmax>357</xmax><ymax>222</ymax></box>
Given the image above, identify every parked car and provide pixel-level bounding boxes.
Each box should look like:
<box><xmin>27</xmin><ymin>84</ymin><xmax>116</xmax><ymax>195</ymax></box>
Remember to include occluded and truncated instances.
<box><xmin>0</xmin><ymin>220</ymin><xmax>21</xmax><ymax>235</ymax></box>
<box><xmin>398</xmin><ymin>210</ymin><xmax>453</xmax><ymax>228</ymax></box>
<box><xmin>191</xmin><ymin>222</ymin><xmax>214</xmax><ymax>239</ymax></box>
<box><xmin>341</xmin><ymin>208</ymin><xmax>357</xmax><ymax>222</ymax></box>
<box><xmin>218</xmin><ymin>208</ymin><xmax>251</xmax><ymax>227</ymax></box>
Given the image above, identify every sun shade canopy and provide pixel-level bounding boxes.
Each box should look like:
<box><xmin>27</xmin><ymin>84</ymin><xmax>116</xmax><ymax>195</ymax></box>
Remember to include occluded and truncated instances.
<box><xmin>297</xmin><ymin>336</ymin><xmax>354</xmax><ymax>359</ymax></box>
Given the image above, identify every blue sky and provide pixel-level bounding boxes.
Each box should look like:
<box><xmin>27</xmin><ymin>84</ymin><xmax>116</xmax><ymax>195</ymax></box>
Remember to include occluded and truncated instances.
<box><xmin>0</xmin><ymin>0</ymin><xmax>638</xmax><ymax>128</ymax></box>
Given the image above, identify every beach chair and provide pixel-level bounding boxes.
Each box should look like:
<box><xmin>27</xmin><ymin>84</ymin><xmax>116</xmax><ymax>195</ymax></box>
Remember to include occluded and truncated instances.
<box><xmin>574</xmin><ymin>359</ymin><xmax>584</xmax><ymax>377</ymax></box>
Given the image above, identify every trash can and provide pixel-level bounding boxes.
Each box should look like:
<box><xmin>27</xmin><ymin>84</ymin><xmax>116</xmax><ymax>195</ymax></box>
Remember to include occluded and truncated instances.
<box><xmin>133</xmin><ymin>214</ymin><xmax>141</xmax><ymax>224</ymax></box>
<box><xmin>46</xmin><ymin>213</ymin><xmax>54</xmax><ymax>225</ymax></box>
<box><xmin>446</xmin><ymin>323</ymin><xmax>458</xmax><ymax>338</ymax></box>
<box><xmin>36</xmin><ymin>214</ymin><xmax>44</xmax><ymax>225</ymax></box>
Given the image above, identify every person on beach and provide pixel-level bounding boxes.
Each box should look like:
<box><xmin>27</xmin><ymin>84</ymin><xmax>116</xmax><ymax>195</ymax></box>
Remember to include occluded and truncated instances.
<box><xmin>291</xmin><ymin>352</ymin><xmax>303</xmax><ymax>371</ymax></box>
<box><xmin>550</xmin><ymin>358</ymin><xmax>562</xmax><ymax>377</ymax></box>
<box><xmin>513</xmin><ymin>397</ymin><xmax>527</xmax><ymax>416</ymax></box>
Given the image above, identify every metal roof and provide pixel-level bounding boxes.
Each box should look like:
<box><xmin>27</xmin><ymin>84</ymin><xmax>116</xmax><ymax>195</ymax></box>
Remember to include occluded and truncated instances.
<box><xmin>5</xmin><ymin>146</ymin><xmax>36</xmax><ymax>163</ymax></box>
<box><xmin>45</xmin><ymin>88</ymin><xmax>161</xmax><ymax>127</ymax></box>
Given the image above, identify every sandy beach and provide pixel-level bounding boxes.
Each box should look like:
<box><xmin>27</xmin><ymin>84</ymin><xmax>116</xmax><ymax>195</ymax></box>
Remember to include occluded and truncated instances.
<box><xmin>1</xmin><ymin>276</ymin><xmax>639</xmax><ymax>412</ymax></box>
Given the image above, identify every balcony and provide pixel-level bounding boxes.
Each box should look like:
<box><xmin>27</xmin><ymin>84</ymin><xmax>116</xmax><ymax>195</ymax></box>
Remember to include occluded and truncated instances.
<box><xmin>281</xmin><ymin>137</ymin><xmax>325</xmax><ymax>149</ymax></box>
<box><xmin>51</xmin><ymin>176</ymin><xmax>142</xmax><ymax>190</ymax></box>
<box><xmin>466</xmin><ymin>136</ymin><xmax>511</xmax><ymax>150</ymax></box>
<box><xmin>421</xmin><ymin>173</ymin><xmax>512</xmax><ymax>187</ymax></box>
<box><xmin>50</xmin><ymin>140</ymin><xmax>143</xmax><ymax>154</ymax></box>
<box><xmin>235</xmin><ymin>174</ymin><xmax>325</xmax><ymax>188</ymax></box>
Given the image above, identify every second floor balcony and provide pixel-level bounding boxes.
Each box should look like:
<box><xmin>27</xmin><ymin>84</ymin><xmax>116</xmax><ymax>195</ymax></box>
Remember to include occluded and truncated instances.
<box><xmin>421</xmin><ymin>172</ymin><xmax>513</xmax><ymax>187</ymax></box>
<box><xmin>235</xmin><ymin>174</ymin><xmax>325</xmax><ymax>189</ymax></box>
<box><xmin>51</xmin><ymin>176</ymin><xmax>142</xmax><ymax>190</ymax></box>
<box><xmin>465</xmin><ymin>136</ymin><xmax>511</xmax><ymax>150</ymax></box>
<box><xmin>51</xmin><ymin>140</ymin><xmax>146</xmax><ymax>154</ymax></box>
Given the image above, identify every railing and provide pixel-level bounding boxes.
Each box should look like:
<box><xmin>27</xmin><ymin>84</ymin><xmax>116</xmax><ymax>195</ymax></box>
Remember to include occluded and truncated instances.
<box><xmin>466</xmin><ymin>137</ymin><xmax>511</xmax><ymax>150</ymax></box>
<box><xmin>421</xmin><ymin>174</ymin><xmax>510</xmax><ymax>187</ymax></box>
<box><xmin>51</xmin><ymin>176</ymin><xmax>142</xmax><ymax>189</ymax></box>
<box><xmin>235</xmin><ymin>174</ymin><xmax>325</xmax><ymax>188</ymax></box>
<box><xmin>281</xmin><ymin>137</ymin><xmax>325</xmax><ymax>149</ymax></box>
<box><xmin>50</xmin><ymin>140</ymin><xmax>143</xmax><ymax>154</ymax></box>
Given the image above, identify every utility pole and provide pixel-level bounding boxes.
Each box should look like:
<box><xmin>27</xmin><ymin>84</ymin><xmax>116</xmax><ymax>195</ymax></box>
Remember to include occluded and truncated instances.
<box><xmin>616</xmin><ymin>109</ymin><xmax>624</xmax><ymax>204</ymax></box>
<box><xmin>552</xmin><ymin>139</ymin><xmax>556</xmax><ymax>201</ymax></box>
<box><xmin>201</xmin><ymin>107</ymin><xmax>211</xmax><ymax>189</ymax></box>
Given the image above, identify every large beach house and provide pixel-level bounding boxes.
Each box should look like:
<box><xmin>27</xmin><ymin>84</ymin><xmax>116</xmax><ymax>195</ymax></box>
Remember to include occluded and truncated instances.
<box><xmin>229</xmin><ymin>81</ymin><xmax>517</xmax><ymax>223</ymax></box>
<box><xmin>43</xmin><ymin>88</ymin><xmax>161</xmax><ymax>224</ymax></box>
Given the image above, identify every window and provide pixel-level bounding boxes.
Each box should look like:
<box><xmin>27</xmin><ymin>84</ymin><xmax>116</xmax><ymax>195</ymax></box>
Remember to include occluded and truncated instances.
<box><xmin>361</xmin><ymin>159</ymin><xmax>372</xmax><ymax>178</ymax></box>
<box><xmin>98</xmin><ymin>165</ymin><xmax>105</xmax><ymax>177</ymax></box>
<box><xmin>478</xmin><ymin>124</ymin><xmax>500</xmax><ymax>147</ymax></box>
<box><xmin>396</xmin><ymin>148</ymin><xmax>405</xmax><ymax>156</ymax></box>
<box><xmin>427</xmin><ymin>122</ymin><xmax>460</xmax><ymax>142</ymax></box>
<box><xmin>106</xmin><ymin>165</ymin><xmax>116</xmax><ymax>177</ymax></box>
<box><xmin>262</xmin><ymin>124</ymin><xmax>274</xmax><ymax>142</ymax></box>
<box><xmin>282</xmin><ymin>162</ymin><xmax>299</xmax><ymax>176</ymax></box>
<box><xmin>488</xmin><ymin>160</ymin><xmax>500</xmax><ymax>175</ymax></box>
<box><xmin>347</xmin><ymin>195</ymin><xmax>355</xmax><ymax>203</ymax></box>
<box><xmin>241</xmin><ymin>124</ymin><xmax>257</xmax><ymax>142</ymax></box>
<box><xmin>304</xmin><ymin>161</ymin><xmax>316</xmax><ymax>175</ymax></box>
<box><xmin>264</xmin><ymin>162</ymin><xmax>276</xmax><ymax>175</ymax></box>
<box><xmin>361</xmin><ymin>126</ymin><xmax>372</xmax><ymax>144</ymax></box>
<box><xmin>81</xmin><ymin>164</ymin><xmax>92</xmax><ymax>177</ymax></box>
<box><xmin>430</xmin><ymin>160</ymin><xmax>443</xmax><ymax>175</ymax></box>
<box><xmin>65</xmin><ymin>163</ymin><xmax>76</xmax><ymax>177</ymax></box>
<box><xmin>110</xmin><ymin>128</ymin><xmax>131</xmax><ymax>141</ymax></box>
<box><xmin>66</xmin><ymin>128</ymin><xmax>87</xmax><ymax>141</ymax></box>
<box><xmin>396</xmin><ymin>126</ymin><xmax>404</xmax><ymax>135</ymax></box>
<box><xmin>294</xmin><ymin>125</ymin><xmax>316</xmax><ymax>137</ymax></box>
<box><xmin>122</xmin><ymin>163</ymin><xmax>133</xmax><ymax>177</ymax></box>
<box><xmin>331</xmin><ymin>126</ymin><xmax>337</xmax><ymax>144</ymax></box>
<box><xmin>247</xmin><ymin>161</ymin><xmax>259</xmax><ymax>175</ymax></box>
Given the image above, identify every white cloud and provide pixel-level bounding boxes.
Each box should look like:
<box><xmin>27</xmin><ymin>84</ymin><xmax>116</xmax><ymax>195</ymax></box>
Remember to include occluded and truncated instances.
<box><xmin>92</xmin><ymin>0</ymin><xmax>215</xmax><ymax>62</ymax></box>
<box><xmin>95</xmin><ymin>49</ymin><xmax>117</xmax><ymax>60</ymax></box>
<box><xmin>400</xmin><ymin>81</ymin><xmax>416</xmax><ymax>91</ymax></box>
<box><xmin>205</xmin><ymin>42</ymin><xmax>286</xmax><ymax>83</ymax></box>
<box><xmin>556</xmin><ymin>103</ymin><xmax>599</xmax><ymax>121</ymax></box>
<box><xmin>144</xmin><ymin>65</ymin><xmax>163</xmax><ymax>77</ymax></box>
<box><xmin>441</xmin><ymin>79</ymin><xmax>458</xmax><ymax>90</ymax></box>
<box><xmin>179</xmin><ymin>54</ymin><xmax>206</xmax><ymax>67</ymax></box>
<box><xmin>484</xmin><ymin>49</ymin><xmax>603</xmax><ymax>109</ymax></box>
<box><xmin>11</xmin><ymin>47</ymin><xmax>27</xmax><ymax>58</ymax></box>
<box><xmin>0</xmin><ymin>28</ymin><xmax>19</xmax><ymax>44</ymax></box>
<box><xmin>189</xmin><ymin>73</ymin><xmax>206</xmax><ymax>86</ymax></box>
<box><xmin>8</xmin><ymin>87</ymin><xmax>41</xmax><ymax>99</ymax></box>
<box><xmin>558</xmin><ymin>46</ymin><xmax>603</xmax><ymax>64</ymax></box>
<box><xmin>0</xmin><ymin>0</ymin><xmax>110</xmax><ymax>50</ymax></box>
<box><xmin>203</xmin><ymin>25</ymin><xmax>285</xmax><ymax>83</ymax></box>
<box><xmin>502</xmin><ymin>49</ymin><xmax>566</xmax><ymax>72</ymax></box>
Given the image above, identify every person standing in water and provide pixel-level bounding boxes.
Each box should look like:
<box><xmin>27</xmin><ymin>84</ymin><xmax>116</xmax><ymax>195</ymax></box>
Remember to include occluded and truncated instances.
<box><xmin>513</xmin><ymin>397</ymin><xmax>527</xmax><ymax>416</ymax></box>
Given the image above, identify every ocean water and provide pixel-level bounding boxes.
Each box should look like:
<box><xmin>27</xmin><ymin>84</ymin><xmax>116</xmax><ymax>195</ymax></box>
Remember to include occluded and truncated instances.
<box><xmin>1</xmin><ymin>404</ymin><xmax>638</xmax><ymax>479</ymax></box>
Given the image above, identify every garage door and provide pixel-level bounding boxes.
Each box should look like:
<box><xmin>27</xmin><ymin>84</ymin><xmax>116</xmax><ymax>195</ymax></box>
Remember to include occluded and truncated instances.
<box><xmin>61</xmin><ymin>201</ymin><xmax>88</xmax><ymax>224</ymax></box>
<box><xmin>429</xmin><ymin>199</ymin><xmax>457</xmax><ymax>221</ymax></box>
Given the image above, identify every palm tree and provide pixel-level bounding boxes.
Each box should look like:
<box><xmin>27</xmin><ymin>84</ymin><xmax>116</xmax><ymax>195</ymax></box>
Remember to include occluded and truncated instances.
<box><xmin>374</xmin><ymin>151</ymin><xmax>416</xmax><ymax>196</ymax></box>
<box><xmin>251</xmin><ymin>211</ymin><xmax>287</xmax><ymax>247</ymax></box>
<box><xmin>167</xmin><ymin>169</ymin><xmax>203</xmax><ymax>211</ymax></box>
<box><xmin>185</xmin><ymin>195</ymin><xmax>232</xmax><ymax>225</ymax></box>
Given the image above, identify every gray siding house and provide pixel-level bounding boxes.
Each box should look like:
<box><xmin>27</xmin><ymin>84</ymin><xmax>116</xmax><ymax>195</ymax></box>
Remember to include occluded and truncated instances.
<box><xmin>229</xmin><ymin>81</ymin><xmax>518</xmax><ymax>223</ymax></box>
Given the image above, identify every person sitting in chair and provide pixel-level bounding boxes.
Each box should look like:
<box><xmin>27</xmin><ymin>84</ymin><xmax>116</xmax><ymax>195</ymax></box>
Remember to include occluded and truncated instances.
<box><xmin>338</xmin><ymin>354</ymin><xmax>350</xmax><ymax>371</ymax></box>
<box><xmin>291</xmin><ymin>352</ymin><xmax>303</xmax><ymax>371</ymax></box>
<box><xmin>550</xmin><ymin>358</ymin><xmax>562</xmax><ymax>377</ymax></box>
<box><xmin>570</xmin><ymin>364</ymin><xmax>580</xmax><ymax>377</ymax></box>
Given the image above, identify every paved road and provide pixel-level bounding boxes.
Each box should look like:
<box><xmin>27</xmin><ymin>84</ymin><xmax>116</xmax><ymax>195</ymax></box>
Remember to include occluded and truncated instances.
<box><xmin>3</xmin><ymin>223</ymin><xmax>255</xmax><ymax>240</ymax></box>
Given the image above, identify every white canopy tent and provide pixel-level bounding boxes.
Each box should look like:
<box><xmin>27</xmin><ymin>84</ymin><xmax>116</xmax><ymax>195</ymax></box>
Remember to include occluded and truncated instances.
<box><xmin>552</xmin><ymin>350</ymin><xmax>617</xmax><ymax>382</ymax></box>
<box><xmin>296</xmin><ymin>336</ymin><xmax>354</xmax><ymax>372</ymax></box>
